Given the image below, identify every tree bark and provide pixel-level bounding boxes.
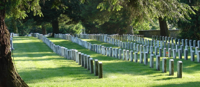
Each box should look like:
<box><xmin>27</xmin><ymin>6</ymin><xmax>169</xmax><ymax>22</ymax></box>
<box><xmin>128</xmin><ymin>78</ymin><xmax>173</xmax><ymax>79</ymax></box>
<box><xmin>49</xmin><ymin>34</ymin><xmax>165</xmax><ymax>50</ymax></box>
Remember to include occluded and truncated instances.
<box><xmin>159</xmin><ymin>17</ymin><xmax>169</xmax><ymax>36</ymax></box>
<box><xmin>42</xmin><ymin>24</ymin><xmax>47</xmax><ymax>35</ymax></box>
<box><xmin>0</xmin><ymin>2</ymin><xmax>28</xmax><ymax>87</ymax></box>
<box><xmin>52</xmin><ymin>18</ymin><xmax>59</xmax><ymax>37</ymax></box>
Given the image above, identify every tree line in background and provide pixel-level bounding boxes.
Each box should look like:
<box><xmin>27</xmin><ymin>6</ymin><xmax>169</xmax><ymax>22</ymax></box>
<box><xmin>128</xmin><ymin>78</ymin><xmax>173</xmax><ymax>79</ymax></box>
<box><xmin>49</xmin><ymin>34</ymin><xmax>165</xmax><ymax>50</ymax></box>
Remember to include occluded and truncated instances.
<box><xmin>0</xmin><ymin>0</ymin><xmax>200</xmax><ymax>87</ymax></box>
<box><xmin>6</xmin><ymin>0</ymin><xmax>199</xmax><ymax>38</ymax></box>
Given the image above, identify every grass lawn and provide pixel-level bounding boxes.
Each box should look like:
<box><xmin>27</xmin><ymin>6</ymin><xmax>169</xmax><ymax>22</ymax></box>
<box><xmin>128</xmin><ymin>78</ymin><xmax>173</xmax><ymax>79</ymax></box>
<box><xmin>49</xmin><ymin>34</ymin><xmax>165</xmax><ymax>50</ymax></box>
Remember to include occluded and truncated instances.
<box><xmin>13</xmin><ymin>37</ymin><xmax>200</xmax><ymax>87</ymax></box>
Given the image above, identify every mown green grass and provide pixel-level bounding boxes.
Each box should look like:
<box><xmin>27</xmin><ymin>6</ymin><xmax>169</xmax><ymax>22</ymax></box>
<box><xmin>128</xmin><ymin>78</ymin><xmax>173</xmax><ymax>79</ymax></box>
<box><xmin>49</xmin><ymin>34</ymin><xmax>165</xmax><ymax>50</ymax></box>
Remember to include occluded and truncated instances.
<box><xmin>14</xmin><ymin>37</ymin><xmax>200</xmax><ymax>87</ymax></box>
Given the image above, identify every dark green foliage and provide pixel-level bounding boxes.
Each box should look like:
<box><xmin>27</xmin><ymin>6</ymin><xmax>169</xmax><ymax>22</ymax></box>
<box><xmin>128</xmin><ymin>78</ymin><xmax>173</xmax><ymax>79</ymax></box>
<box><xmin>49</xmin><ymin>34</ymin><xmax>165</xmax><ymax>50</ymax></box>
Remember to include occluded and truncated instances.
<box><xmin>177</xmin><ymin>0</ymin><xmax>200</xmax><ymax>39</ymax></box>
<box><xmin>80</xmin><ymin>0</ymin><xmax>133</xmax><ymax>34</ymax></box>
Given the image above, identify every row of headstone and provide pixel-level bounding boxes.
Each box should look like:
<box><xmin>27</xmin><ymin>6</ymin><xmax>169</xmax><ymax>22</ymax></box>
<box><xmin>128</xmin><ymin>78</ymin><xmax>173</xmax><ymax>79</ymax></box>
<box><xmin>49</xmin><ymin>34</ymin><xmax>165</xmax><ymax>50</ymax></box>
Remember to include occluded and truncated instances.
<box><xmin>56</xmin><ymin>33</ymin><xmax>200</xmax><ymax>64</ymax></box>
<box><xmin>78</xmin><ymin>34</ymin><xmax>200</xmax><ymax>63</ymax></box>
<box><xmin>80</xmin><ymin>34</ymin><xmax>200</xmax><ymax>50</ymax></box>
<box><xmin>54</xmin><ymin>33</ymin><xmax>184</xmax><ymax>78</ymax></box>
<box><xmin>34</xmin><ymin>33</ymin><xmax>103</xmax><ymax>78</ymax></box>
<box><xmin>152</xmin><ymin>35</ymin><xmax>200</xmax><ymax>48</ymax></box>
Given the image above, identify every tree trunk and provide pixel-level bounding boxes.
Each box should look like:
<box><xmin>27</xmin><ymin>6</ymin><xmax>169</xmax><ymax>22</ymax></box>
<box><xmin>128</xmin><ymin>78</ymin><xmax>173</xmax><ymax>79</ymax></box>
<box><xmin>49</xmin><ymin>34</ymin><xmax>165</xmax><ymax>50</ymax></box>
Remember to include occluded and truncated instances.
<box><xmin>159</xmin><ymin>17</ymin><xmax>169</xmax><ymax>36</ymax></box>
<box><xmin>52</xmin><ymin>18</ymin><xmax>59</xmax><ymax>37</ymax></box>
<box><xmin>0</xmin><ymin>2</ymin><xmax>28</xmax><ymax>87</ymax></box>
<box><xmin>42</xmin><ymin>24</ymin><xmax>47</xmax><ymax>35</ymax></box>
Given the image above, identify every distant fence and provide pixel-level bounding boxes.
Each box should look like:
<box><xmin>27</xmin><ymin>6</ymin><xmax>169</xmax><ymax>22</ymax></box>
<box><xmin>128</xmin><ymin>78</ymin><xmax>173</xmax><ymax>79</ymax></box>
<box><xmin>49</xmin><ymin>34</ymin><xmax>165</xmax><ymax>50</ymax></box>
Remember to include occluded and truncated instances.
<box><xmin>139</xmin><ymin>30</ymin><xmax>180</xmax><ymax>38</ymax></box>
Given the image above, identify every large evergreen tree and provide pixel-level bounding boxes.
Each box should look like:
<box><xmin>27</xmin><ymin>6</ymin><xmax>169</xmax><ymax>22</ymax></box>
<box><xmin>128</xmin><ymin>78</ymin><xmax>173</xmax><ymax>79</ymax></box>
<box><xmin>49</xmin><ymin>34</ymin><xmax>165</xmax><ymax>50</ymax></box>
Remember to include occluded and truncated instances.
<box><xmin>177</xmin><ymin>0</ymin><xmax>200</xmax><ymax>39</ymax></box>
<box><xmin>96</xmin><ymin>0</ymin><xmax>194</xmax><ymax>36</ymax></box>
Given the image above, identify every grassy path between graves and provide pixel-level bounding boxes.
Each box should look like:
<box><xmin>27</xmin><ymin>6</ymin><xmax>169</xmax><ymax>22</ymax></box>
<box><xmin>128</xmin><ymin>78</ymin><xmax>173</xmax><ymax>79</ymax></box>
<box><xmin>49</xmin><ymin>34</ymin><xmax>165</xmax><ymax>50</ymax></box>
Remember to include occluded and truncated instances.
<box><xmin>13</xmin><ymin>37</ymin><xmax>200</xmax><ymax>87</ymax></box>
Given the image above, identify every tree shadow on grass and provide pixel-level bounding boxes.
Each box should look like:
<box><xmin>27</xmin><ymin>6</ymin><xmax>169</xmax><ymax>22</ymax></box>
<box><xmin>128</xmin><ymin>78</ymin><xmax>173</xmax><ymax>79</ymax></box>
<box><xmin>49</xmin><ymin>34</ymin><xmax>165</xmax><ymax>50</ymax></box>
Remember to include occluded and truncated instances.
<box><xmin>19</xmin><ymin>66</ymin><xmax>98</xmax><ymax>83</ymax></box>
<box><xmin>13</xmin><ymin>37</ymin><xmax>98</xmax><ymax>83</ymax></box>
<box><xmin>152</xmin><ymin>81</ymin><xmax>200</xmax><ymax>87</ymax></box>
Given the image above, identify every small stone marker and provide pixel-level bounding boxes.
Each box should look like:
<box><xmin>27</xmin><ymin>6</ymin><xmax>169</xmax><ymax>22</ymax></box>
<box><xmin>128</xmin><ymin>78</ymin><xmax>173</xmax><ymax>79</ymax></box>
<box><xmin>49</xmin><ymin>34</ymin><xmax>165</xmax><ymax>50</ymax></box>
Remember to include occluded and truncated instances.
<box><xmin>195</xmin><ymin>47</ymin><xmax>199</xmax><ymax>55</ymax></box>
<box><xmin>130</xmin><ymin>51</ymin><xmax>133</xmax><ymax>62</ymax></box>
<box><xmin>150</xmin><ymin>54</ymin><xmax>154</xmax><ymax>68</ymax></box>
<box><xmin>144</xmin><ymin>52</ymin><xmax>148</xmax><ymax>65</ymax></box>
<box><xmin>81</xmin><ymin>53</ymin><xmax>84</xmax><ymax>67</ymax></box>
<box><xmin>115</xmin><ymin>48</ymin><xmax>118</xmax><ymax>58</ymax></box>
<box><xmin>150</xmin><ymin>46</ymin><xmax>153</xmax><ymax>54</ymax></box>
<box><xmin>84</xmin><ymin>54</ymin><xmax>87</xmax><ymax>68</ymax></box>
<box><xmin>109</xmin><ymin>47</ymin><xmax>112</xmax><ymax>57</ymax></box>
<box><xmin>126</xmin><ymin>50</ymin><xmax>130</xmax><ymax>61</ymax></box>
<box><xmin>184</xmin><ymin>49</ymin><xmax>188</xmax><ymax>60</ymax></box>
<box><xmin>123</xmin><ymin>49</ymin><xmax>126</xmax><ymax>60</ymax></box>
<box><xmin>78</xmin><ymin>52</ymin><xmax>81</xmax><ymax>65</ymax></box>
<box><xmin>98</xmin><ymin>62</ymin><xmax>103</xmax><ymax>78</ymax></box>
<box><xmin>140</xmin><ymin>52</ymin><xmax>143</xmax><ymax>63</ymax></box>
<box><xmin>169</xmin><ymin>59</ymin><xmax>174</xmax><ymax>75</ymax></box>
<box><xmin>178</xmin><ymin>49</ymin><xmax>182</xmax><ymax>59</ymax></box>
<box><xmin>191</xmin><ymin>51</ymin><xmax>195</xmax><ymax>62</ymax></box>
<box><xmin>173</xmin><ymin>49</ymin><xmax>176</xmax><ymax>59</ymax></box>
<box><xmin>163</xmin><ymin>48</ymin><xmax>166</xmax><ymax>57</ymax></box>
<box><xmin>119</xmin><ymin>49</ymin><xmax>122</xmax><ymax>59</ymax></box>
<box><xmin>197</xmin><ymin>51</ymin><xmax>200</xmax><ymax>63</ymax></box>
<box><xmin>94</xmin><ymin>59</ymin><xmax>98</xmax><ymax>76</ymax></box>
<box><xmin>87</xmin><ymin>55</ymin><xmax>90</xmax><ymax>70</ymax></box>
<box><xmin>168</xmin><ymin>48</ymin><xmax>171</xmax><ymax>58</ymax></box>
<box><xmin>162</xmin><ymin>58</ymin><xmax>167</xmax><ymax>73</ymax></box>
<box><xmin>134</xmin><ymin>52</ymin><xmax>138</xmax><ymax>62</ymax></box>
<box><xmin>90</xmin><ymin>58</ymin><xmax>94</xmax><ymax>74</ymax></box>
<box><xmin>159</xmin><ymin>48</ymin><xmax>162</xmax><ymax>57</ymax></box>
<box><xmin>177</xmin><ymin>61</ymin><xmax>183</xmax><ymax>78</ymax></box>
<box><xmin>155</xmin><ymin>47</ymin><xmax>158</xmax><ymax>55</ymax></box>
<box><xmin>156</xmin><ymin>55</ymin><xmax>160</xmax><ymax>71</ymax></box>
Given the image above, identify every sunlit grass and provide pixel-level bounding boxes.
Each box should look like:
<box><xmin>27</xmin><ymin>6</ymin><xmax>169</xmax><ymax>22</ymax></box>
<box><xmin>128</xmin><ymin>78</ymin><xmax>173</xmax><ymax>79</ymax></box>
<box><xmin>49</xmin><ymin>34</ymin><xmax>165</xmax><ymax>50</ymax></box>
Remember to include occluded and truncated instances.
<box><xmin>13</xmin><ymin>37</ymin><xmax>200</xmax><ymax>87</ymax></box>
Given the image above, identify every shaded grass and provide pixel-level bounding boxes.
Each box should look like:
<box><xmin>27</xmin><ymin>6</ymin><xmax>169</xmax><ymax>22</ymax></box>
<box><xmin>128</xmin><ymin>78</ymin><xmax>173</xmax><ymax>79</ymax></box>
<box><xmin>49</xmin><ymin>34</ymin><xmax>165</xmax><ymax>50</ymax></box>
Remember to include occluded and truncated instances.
<box><xmin>13</xmin><ymin>37</ymin><xmax>97</xmax><ymax>87</ymax></box>
<box><xmin>13</xmin><ymin>37</ymin><xmax>200</xmax><ymax>87</ymax></box>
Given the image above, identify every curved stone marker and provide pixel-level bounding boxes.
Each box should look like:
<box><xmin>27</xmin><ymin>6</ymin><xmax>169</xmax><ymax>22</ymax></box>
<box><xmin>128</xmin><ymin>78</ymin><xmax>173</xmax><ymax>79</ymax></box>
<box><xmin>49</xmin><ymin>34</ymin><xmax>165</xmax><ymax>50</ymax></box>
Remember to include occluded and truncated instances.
<box><xmin>162</xmin><ymin>58</ymin><xmax>167</xmax><ymax>73</ymax></box>
<box><xmin>98</xmin><ymin>62</ymin><xmax>103</xmax><ymax>78</ymax></box>
<box><xmin>177</xmin><ymin>61</ymin><xmax>183</xmax><ymax>78</ymax></box>
<box><xmin>94</xmin><ymin>59</ymin><xmax>98</xmax><ymax>76</ymax></box>
<box><xmin>169</xmin><ymin>59</ymin><xmax>174</xmax><ymax>75</ymax></box>
<box><xmin>156</xmin><ymin>55</ymin><xmax>160</xmax><ymax>71</ymax></box>
<box><xmin>90</xmin><ymin>58</ymin><xmax>94</xmax><ymax>74</ymax></box>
